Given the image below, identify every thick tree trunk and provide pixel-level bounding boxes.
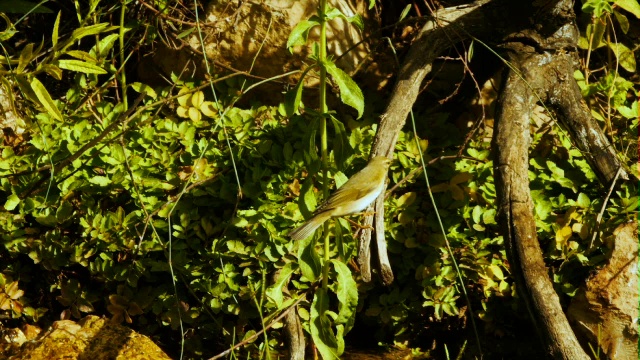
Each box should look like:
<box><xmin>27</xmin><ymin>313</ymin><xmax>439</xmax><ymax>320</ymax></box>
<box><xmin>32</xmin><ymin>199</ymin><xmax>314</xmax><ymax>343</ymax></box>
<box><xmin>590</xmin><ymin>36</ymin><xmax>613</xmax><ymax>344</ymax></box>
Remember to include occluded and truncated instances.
<box><xmin>363</xmin><ymin>0</ymin><xmax>627</xmax><ymax>358</ymax></box>
<box><xmin>493</xmin><ymin>0</ymin><xmax>626</xmax><ymax>358</ymax></box>
<box><xmin>493</xmin><ymin>58</ymin><xmax>590</xmax><ymax>359</ymax></box>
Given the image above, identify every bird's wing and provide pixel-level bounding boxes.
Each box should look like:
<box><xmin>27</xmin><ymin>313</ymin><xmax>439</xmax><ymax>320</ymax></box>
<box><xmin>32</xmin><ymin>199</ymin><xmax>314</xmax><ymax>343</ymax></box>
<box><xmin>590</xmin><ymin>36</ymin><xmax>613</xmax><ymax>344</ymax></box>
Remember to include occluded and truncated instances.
<box><xmin>315</xmin><ymin>182</ymin><xmax>370</xmax><ymax>212</ymax></box>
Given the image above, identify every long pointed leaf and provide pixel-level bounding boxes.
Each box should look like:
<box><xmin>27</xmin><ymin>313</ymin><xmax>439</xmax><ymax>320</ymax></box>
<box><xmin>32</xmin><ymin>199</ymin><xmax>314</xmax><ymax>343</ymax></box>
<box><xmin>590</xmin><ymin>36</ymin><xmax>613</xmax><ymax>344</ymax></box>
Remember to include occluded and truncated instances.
<box><xmin>323</xmin><ymin>59</ymin><xmax>364</xmax><ymax>118</ymax></box>
<box><xmin>52</xmin><ymin>11</ymin><xmax>61</xmax><ymax>47</ymax></box>
<box><xmin>298</xmin><ymin>236</ymin><xmax>321</xmax><ymax>281</ymax></box>
<box><xmin>70</xmin><ymin>23</ymin><xmax>118</xmax><ymax>42</ymax></box>
<box><xmin>329</xmin><ymin>115</ymin><xmax>353</xmax><ymax>169</ymax></box>
<box><xmin>331</xmin><ymin>259</ymin><xmax>358</xmax><ymax>333</ymax></box>
<box><xmin>57</xmin><ymin>59</ymin><xmax>107</xmax><ymax>74</ymax></box>
<box><xmin>265</xmin><ymin>263</ymin><xmax>296</xmax><ymax>308</ymax></box>
<box><xmin>310</xmin><ymin>288</ymin><xmax>341</xmax><ymax>360</ymax></box>
<box><xmin>287</xmin><ymin>20</ymin><xmax>320</xmax><ymax>50</ymax></box>
<box><xmin>30</xmin><ymin>77</ymin><xmax>63</xmax><ymax>121</ymax></box>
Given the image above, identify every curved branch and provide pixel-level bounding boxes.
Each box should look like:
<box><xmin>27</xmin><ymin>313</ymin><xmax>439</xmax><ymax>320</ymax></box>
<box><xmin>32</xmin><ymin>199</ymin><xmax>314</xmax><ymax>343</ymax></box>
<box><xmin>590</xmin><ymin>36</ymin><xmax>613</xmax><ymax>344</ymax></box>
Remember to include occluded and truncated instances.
<box><xmin>493</xmin><ymin>58</ymin><xmax>590</xmax><ymax>359</ymax></box>
<box><xmin>358</xmin><ymin>0</ymin><xmax>497</xmax><ymax>283</ymax></box>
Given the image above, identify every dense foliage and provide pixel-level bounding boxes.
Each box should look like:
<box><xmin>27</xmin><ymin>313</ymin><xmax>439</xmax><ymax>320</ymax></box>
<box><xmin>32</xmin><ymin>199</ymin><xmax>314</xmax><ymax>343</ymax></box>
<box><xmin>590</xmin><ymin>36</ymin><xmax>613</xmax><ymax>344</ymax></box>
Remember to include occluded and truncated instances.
<box><xmin>0</xmin><ymin>0</ymin><xmax>637</xmax><ymax>359</ymax></box>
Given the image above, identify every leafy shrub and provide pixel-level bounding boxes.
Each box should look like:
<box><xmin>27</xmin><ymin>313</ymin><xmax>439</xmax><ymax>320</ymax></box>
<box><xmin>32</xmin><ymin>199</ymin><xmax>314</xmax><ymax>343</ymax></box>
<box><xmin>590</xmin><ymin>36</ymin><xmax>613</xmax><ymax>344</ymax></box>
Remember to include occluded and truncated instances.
<box><xmin>0</xmin><ymin>1</ymin><xmax>637</xmax><ymax>359</ymax></box>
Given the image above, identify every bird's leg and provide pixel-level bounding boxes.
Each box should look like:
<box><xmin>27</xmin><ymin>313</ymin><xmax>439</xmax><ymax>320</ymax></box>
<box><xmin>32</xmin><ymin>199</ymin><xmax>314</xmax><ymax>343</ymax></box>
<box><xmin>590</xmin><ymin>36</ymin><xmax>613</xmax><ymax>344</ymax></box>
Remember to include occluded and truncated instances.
<box><xmin>345</xmin><ymin>216</ymin><xmax>374</xmax><ymax>231</ymax></box>
<box><xmin>349</xmin><ymin>210</ymin><xmax>377</xmax><ymax>217</ymax></box>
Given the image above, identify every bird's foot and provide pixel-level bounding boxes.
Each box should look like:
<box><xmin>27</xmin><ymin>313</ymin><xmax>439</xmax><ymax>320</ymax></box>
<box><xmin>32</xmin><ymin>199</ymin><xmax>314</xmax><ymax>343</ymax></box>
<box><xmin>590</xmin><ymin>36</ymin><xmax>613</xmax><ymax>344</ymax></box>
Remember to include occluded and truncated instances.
<box><xmin>346</xmin><ymin>217</ymin><xmax>374</xmax><ymax>231</ymax></box>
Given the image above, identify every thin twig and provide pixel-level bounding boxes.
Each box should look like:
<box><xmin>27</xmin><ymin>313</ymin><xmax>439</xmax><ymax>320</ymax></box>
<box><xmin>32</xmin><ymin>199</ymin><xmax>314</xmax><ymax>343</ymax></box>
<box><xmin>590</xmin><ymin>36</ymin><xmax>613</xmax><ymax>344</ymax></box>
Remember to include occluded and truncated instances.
<box><xmin>208</xmin><ymin>295</ymin><xmax>307</xmax><ymax>360</ymax></box>
<box><xmin>386</xmin><ymin>155</ymin><xmax>482</xmax><ymax>196</ymax></box>
<box><xmin>589</xmin><ymin>166</ymin><xmax>623</xmax><ymax>248</ymax></box>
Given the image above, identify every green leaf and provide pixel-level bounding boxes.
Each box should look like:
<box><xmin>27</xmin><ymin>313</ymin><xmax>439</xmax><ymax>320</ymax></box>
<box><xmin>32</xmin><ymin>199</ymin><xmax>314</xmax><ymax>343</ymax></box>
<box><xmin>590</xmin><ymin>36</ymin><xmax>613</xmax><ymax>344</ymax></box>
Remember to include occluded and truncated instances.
<box><xmin>333</xmin><ymin>171</ymin><xmax>348</xmax><ymax>188</ymax></box>
<box><xmin>576</xmin><ymin>193</ymin><xmax>591</xmax><ymax>208</ymax></box>
<box><xmin>303</xmin><ymin>118</ymin><xmax>320</xmax><ymax>165</ymax></box>
<box><xmin>298</xmin><ymin>178</ymin><xmax>317</xmax><ymax>219</ymax></box>
<box><xmin>323</xmin><ymin>59</ymin><xmax>364</xmax><ymax>118</ymax></box>
<box><xmin>88</xmin><ymin>176</ymin><xmax>111</xmax><ymax>186</ymax></box>
<box><xmin>57</xmin><ymin>59</ymin><xmax>107</xmax><ymax>74</ymax></box>
<box><xmin>56</xmin><ymin>201</ymin><xmax>74</xmax><ymax>222</ymax></box>
<box><xmin>613</xmin><ymin>10</ymin><xmax>630</xmax><ymax>33</ymax></box>
<box><xmin>284</xmin><ymin>77</ymin><xmax>306</xmax><ymax>117</ymax></box>
<box><xmin>52</xmin><ymin>11</ymin><xmax>61</xmax><ymax>47</ymax></box>
<box><xmin>347</xmin><ymin>14</ymin><xmax>364</xmax><ymax>31</ymax></box>
<box><xmin>331</xmin><ymin>260</ymin><xmax>357</xmax><ymax>332</ymax></box>
<box><xmin>70</xmin><ymin>23</ymin><xmax>117</xmax><ymax>43</ymax></box>
<box><xmin>287</xmin><ymin>20</ymin><xmax>320</xmax><ymax>49</ymax></box>
<box><xmin>399</xmin><ymin>4</ymin><xmax>412</xmax><ymax>21</ymax></box>
<box><xmin>0</xmin><ymin>14</ymin><xmax>16</xmax><ymax>42</ymax></box>
<box><xmin>0</xmin><ymin>0</ymin><xmax>53</xmax><ymax>13</ymax></box>
<box><xmin>65</xmin><ymin>50</ymin><xmax>98</xmax><ymax>62</ymax></box>
<box><xmin>329</xmin><ymin>116</ymin><xmax>353</xmax><ymax>168</ymax></box>
<box><xmin>310</xmin><ymin>288</ymin><xmax>341</xmax><ymax>360</ymax></box>
<box><xmin>265</xmin><ymin>263</ymin><xmax>296</xmax><ymax>308</ymax></box>
<box><xmin>578</xmin><ymin>21</ymin><xmax>606</xmax><ymax>49</ymax></box>
<box><xmin>472</xmin><ymin>205</ymin><xmax>483</xmax><ymax>224</ymax></box>
<box><xmin>131</xmin><ymin>82</ymin><xmax>157</xmax><ymax>99</ymax></box>
<box><xmin>4</xmin><ymin>194</ymin><xmax>20</xmax><ymax>211</ymax></box>
<box><xmin>582</xmin><ymin>0</ymin><xmax>613</xmax><ymax>17</ymax></box>
<box><xmin>177</xmin><ymin>27</ymin><xmax>195</xmax><ymax>39</ymax></box>
<box><xmin>298</xmin><ymin>236</ymin><xmax>321</xmax><ymax>282</ymax></box>
<box><xmin>17</xmin><ymin>43</ymin><xmax>34</xmax><ymax>72</ymax></box>
<box><xmin>615</xmin><ymin>0</ymin><xmax>640</xmax><ymax>18</ymax></box>
<box><xmin>482</xmin><ymin>209</ymin><xmax>497</xmax><ymax>225</ymax></box>
<box><xmin>617</xmin><ymin>100</ymin><xmax>637</xmax><ymax>119</ymax></box>
<box><xmin>41</xmin><ymin>64</ymin><xmax>62</xmax><ymax>80</ymax></box>
<box><xmin>92</xmin><ymin>33</ymin><xmax>120</xmax><ymax>59</ymax></box>
<box><xmin>607</xmin><ymin>42</ymin><xmax>636</xmax><ymax>72</ymax></box>
<box><xmin>325</xmin><ymin>7</ymin><xmax>344</xmax><ymax>21</ymax></box>
<box><xmin>30</xmin><ymin>76</ymin><xmax>63</xmax><ymax>121</ymax></box>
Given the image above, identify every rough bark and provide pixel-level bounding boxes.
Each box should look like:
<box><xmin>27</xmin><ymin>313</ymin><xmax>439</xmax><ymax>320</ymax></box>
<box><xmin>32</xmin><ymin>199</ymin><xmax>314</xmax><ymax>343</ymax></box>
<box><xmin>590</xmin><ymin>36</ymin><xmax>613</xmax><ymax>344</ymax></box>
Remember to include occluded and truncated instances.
<box><xmin>360</xmin><ymin>0</ymin><xmax>627</xmax><ymax>358</ymax></box>
<box><xmin>568</xmin><ymin>222</ymin><xmax>639</xmax><ymax>360</ymax></box>
<box><xmin>492</xmin><ymin>1</ymin><xmax>629</xmax><ymax>358</ymax></box>
<box><xmin>493</xmin><ymin>58</ymin><xmax>590</xmax><ymax>359</ymax></box>
<box><xmin>271</xmin><ymin>270</ymin><xmax>305</xmax><ymax>360</ymax></box>
<box><xmin>284</xmin><ymin>304</ymin><xmax>305</xmax><ymax>360</ymax></box>
<box><xmin>358</xmin><ymin>0</ymin><xmax>502</xmax><ymax>284</ymax></box>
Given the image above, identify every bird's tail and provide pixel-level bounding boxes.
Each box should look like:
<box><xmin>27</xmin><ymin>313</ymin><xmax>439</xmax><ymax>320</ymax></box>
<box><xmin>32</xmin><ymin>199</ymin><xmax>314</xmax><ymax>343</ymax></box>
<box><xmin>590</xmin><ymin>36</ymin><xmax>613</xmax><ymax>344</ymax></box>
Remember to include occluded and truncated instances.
<box><xmin>288</xmin><ymin>212</ymin><xmax>332</xmax><ymax>240</ymax></box>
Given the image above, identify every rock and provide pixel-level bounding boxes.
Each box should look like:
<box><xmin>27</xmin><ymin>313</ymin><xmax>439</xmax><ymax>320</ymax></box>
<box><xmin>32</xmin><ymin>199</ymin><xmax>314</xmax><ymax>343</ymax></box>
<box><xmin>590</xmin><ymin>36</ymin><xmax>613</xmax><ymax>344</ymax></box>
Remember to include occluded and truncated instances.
<box><xmin>138</xmin><ymin>0</ymin><xmax>371</xmax><ymax>102</ymax></box>
<box><xmin>3</xmin><ymin>316</ymin><xmax>170</xmax><ymax>360</ymax></box>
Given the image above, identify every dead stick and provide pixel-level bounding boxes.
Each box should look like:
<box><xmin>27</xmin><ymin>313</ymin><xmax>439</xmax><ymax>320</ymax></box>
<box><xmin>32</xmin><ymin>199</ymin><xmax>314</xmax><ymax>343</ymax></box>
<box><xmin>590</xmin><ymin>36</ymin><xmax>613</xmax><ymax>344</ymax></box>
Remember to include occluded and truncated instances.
<box><xmin>208</xmin><ymin>295</ymin><xmax>307</xmax><ymax>360</ymax></box>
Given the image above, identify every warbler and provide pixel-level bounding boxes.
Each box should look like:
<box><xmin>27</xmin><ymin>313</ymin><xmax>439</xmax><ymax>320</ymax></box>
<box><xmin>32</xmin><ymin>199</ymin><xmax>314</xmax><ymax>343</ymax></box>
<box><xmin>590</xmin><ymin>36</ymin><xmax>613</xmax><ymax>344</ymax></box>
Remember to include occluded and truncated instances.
<box><xmin>289</xmin><ymin>156</ymin><xmax>392</xmax><ymax>240</ymax></box>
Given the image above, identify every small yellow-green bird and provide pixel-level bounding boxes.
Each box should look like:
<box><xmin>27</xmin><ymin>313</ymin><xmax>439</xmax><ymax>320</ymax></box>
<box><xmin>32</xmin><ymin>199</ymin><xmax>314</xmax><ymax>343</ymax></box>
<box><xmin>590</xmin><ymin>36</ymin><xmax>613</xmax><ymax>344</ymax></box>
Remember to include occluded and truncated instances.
<box><xmin>289</xmin><ymin>156</ymin><xmax>392</xmax><ymax>240</ymax></box>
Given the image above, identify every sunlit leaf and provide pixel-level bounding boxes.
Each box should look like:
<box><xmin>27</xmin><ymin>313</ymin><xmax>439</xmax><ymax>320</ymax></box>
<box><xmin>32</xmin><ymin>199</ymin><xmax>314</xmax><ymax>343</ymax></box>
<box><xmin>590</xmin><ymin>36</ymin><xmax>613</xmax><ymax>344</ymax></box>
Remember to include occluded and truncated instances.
<box><xmin>331</xmin><ymin>260</ymin><xmax>357</xmax><ymax>332</ymax></box>
<box><xmin>615</xmin><ymin>0</ymin><xmax>640</xmax><ymax>18</ymax></box>
<box><xmin>4</xmin><ymin>194</ymin><xmax>20</xmax><ymax>211</ymax></box>
<box><xmin>399</xmin><ymin>4</ymin><xmax>411</xmax><ymax>21</ymax></box>
<box><xmin>265</xmin><ymin>263</ymin><xmax>296</xmax><ymax>308</ymax></box>
<box><xmin>52</xmin><ymin>11</ymin><xmax>61</xmax><ymax>46</ymax></box>
<box><xmin>131</xmin><ymin>82</ymin><xmax>157</xmax><ymax>99</ymax></box>
<box><xmin>323</xmin><ymin>59</ymin><xmax>364</xmax><ymax>118</ymax></box>
<box><xmin>310</xmin><ymin>288</ymin><xmax>341</xmax><ymax>360</ymax></box>
<box><xmin>57</xmin><ymin>59</ymin><xmax>107</xmax><ymax>74</ymax></box>
<box><xmin>17</xmin><ymin>43</ymin><xmax>34</xmax><ymax>72</ymax></box>
<box><xmin>30</xmin><ymin>76</ymin><xmax>63</xmax><ymax>121</ymax></box>
<box><xmin>607</xmin><ymin>42</ymin><xmax>636</xmax><ymax>72</ymax></box>
<box><xmin>298</xmin><ymin>236</ymin><xmax>321</xmax><ymax>282</ymax></box>
<box><xmin>70</xmin><ymin>23</ymin><xmax>118</xmax><ymax>43</ymax></box>
<box><xmin>287</xmin><ymin>19</ymin><xmax>320</xmax><ymax>50</ymax></box>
